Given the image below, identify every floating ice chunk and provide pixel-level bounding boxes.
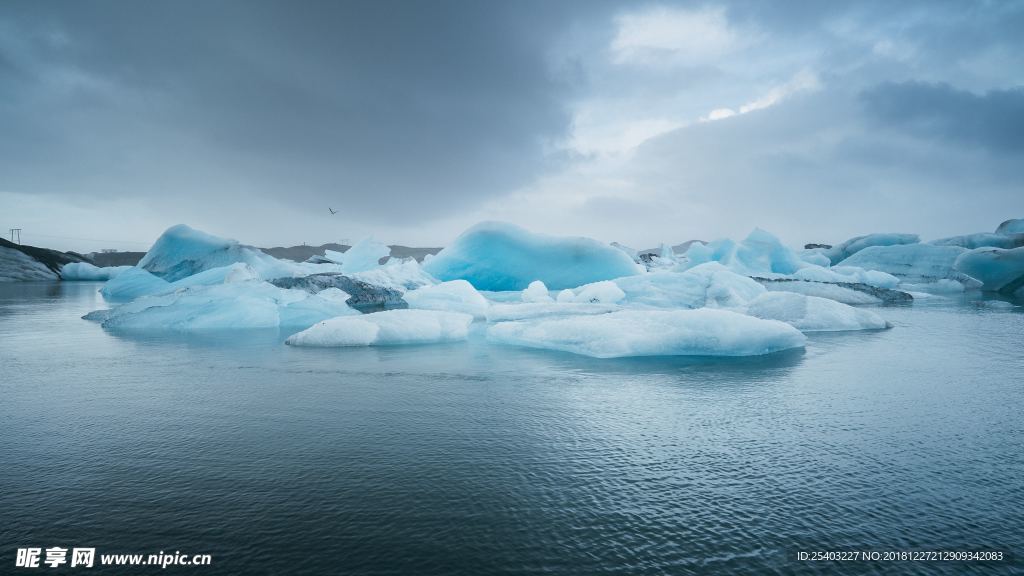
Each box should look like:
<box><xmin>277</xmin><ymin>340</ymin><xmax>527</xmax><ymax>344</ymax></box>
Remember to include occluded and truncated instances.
<box><xmin>350</xmin><ymin>257</ymin><xmax>436</xmax><ymax>292</ymax></box>
<box><xmin>0</xmin><ymin>247</ymin><xmax>58</xmax><ymax>281</ymax></box>
<box><xmin>826</xmin><ymin>233</ymin><xmax>920</xmax><ymax>264</ymax></box>
<box><xmin>572</xmin><ymin>280</ymin><xmax>626</xmax><ymax>304</ymax></box>
<box><xmin>60</xmin><ymin>262</ymin><xmax>131</xmax><ymax>281</ymax></box>
<box><xmin>899</xmin><ymin>279</ymin><xmax>966</xmax><ymax>294</ymax></box>
<box><xmin>799</xmin><ymin>249</ymin><xmax>831</xmax><ymax>268</ymax></box>
<box><xmin>522</xmin><ymin>280</ymin><xmax>554</xmax><ymax>303</ymax></box>
<box><xmin>324</xmin><ymin>237</ymin><xmax>391</xmax><ymax>273</ymax></box>
<box><xmin>613</xmin><ymin>263</ymin><xmax>765</xmax><ymax>309</ymax></box>
<box><xmin>95</xmin><ymin>281</ymin><xmax>357</xmax><ymax>332</ymax></box>
<box><xmin>789</xmin><ymin>264</ymin><xmax>900</xmax><ymax>289</ymax></box>
<box><xmin>954</xmin><ymin>246</ymin><xmax>1024</xmax><ymax>295</ymax></box>
<box><xmin>487</xmin><ymin>309</ymin><xmax>806</xmax><ymax>358</ymax></box>
<box><xmin>839</xmin><ymin>244</ymin><xmax>979</xmax><ymax>286</ymax></box>
<box><xmin>486</xmin><ymin>302</ymin><xmax>621</xmax><ymax>322</ymax></box>
<box><xmin>556</xmin><ymin>289</ymin><xmax>574</xmax><ymax>303</ymax></box>
<box><xmin>137</xmin><ymin>224</ymin><xmax>292</xmax><ymax>282</ymax></box>
<box><xmin>680</xmin><ymin>229</ymin><xmax>805</xmax><ymax>276</ymax></box>
<box><xmin>930</xmin><ymin>233</ymin><xmax>1024</xmax><ymax>250</ymax></box>
<box><xmin>403</xmin><ymin>280</ymin><xmax>489</xmax><ymax>318</ymax></box>
<box><xmin>745</xmin><ymin>292</ymin><xmax>889</xmax><ymax>331</ymax></box>
<box><xmin>423</xmin><ymin>221</ymin><xmax>642</xmax><ymax>290</ymax></box>
<box><xmin>285</xmin><ymin>309</ymin><xmax>473</xmax><ymax>347</ymax></box>
<box><xmin>100</xmin><ymin>267</ymin><xmax>172</xmax><ymax>301</ymax></box>
<box><xmin>758</xmin><ymin>279</ymin><xmax>903</xmax><ymax>305</ymax></box>
<box><xmin>995</xmin><ymin>218</ymin><xmax>1024</xmax><ymax>235</ymax></box>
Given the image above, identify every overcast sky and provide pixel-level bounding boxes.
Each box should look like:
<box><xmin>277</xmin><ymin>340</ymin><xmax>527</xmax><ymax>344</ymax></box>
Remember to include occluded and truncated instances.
<box><xmin>2</xmin><ymin>0</ymin><xmax>1022</xmax><ymax>252</ymax></box>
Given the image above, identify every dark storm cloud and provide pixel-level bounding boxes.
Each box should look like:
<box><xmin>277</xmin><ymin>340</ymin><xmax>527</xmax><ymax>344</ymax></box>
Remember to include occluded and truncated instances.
<box><xmin>861</xmin><ymin>82</ymin><xmax>1024</xmax><ymax>152</ymax></box>
<box><xmin>0</xmin><ymin>0</ymin><xmax>600</xmax><ymax>221</ymax></box>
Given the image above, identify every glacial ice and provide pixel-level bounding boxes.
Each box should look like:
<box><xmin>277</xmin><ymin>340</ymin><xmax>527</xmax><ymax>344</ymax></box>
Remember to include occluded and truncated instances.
<box><xmin>422</xmin><ymin>221</ymin><xmax>641</xmax><ymax>290</ymax></box>
<box><xmin>93</xmin><ymin>281</ymin><xmax>358</xmax><ymax>332</ymax></box>
<box><xmin>349</xmin><ymin>258</ymin><xmax>436</xmax><ymax>292</ymax></box>
<box><xmin>522</xmin><ymin>280</ymin><xmax>554</xmax><ymax>303</ymax></box>
<box><xmin>486</xmin><ymin>302</ymin><xmax>622</xmax><ymax>322</ymax></box>
<box><xmin>60</xmin><ymin>262</ymin><xmax>131</xmax><ymax>281</ymax></box>
<box><xmin>930</xmin><ymin>233</ymin><xmax>1024</xmax><ymax>250</ymax></box>
<box><xmin>825</xmin><ymin>233</ymin><xmax>920</xmax><ymax>264</ymax></box>
<box><xmin>612</xmin><ymin>263</ymin><xmax>765</xmax><ymax>310</ymax></box>
<box><xmin>745</xmin><ymin>292</ymin><xmax>889</xmax><ymax>331</ymax></box>
<box><xmin>138</xmin><ymin>224</ymin><xmax>291</xmax><ymax>282</ymax></box>
<box><xmin>402</xmin><ymin>280</ymin><xmax>489</xmax><ymax>318</ymax></box>
<box><xmin>954</xmin><ymin>246</ymin><xmax>1024</xmax><ymax>296</ymax></box>
<box><xmin>839</xmin><ymin>244</ymin><xmax>980</xmax><ymax>286</ymax></box>
<box><xmin>572</xmin><ymin>280</ymin><xmax>626</xmax><ymax>304</ymax></box>
<box><xmin>285</xmin><ymin>309</ymin><xmax>473</xmax><ymax>347</ymax></box>
<box><xmin>100</xmin><ymin>267</ymin><xmax>172</xmax><ymax>301</ymax></box>
<box><xmin>681</xmin><ymin>229</ymin><xmax>806</xmax><ymax>275</ymax></box>
<box><xmin>996</xmin><ymin>219</ymin><xmax>1024</xmax><ymax>235</ymax></box>
<box><xmin>323</xmin><ymin>237</ymin><xmax>391</xmax><ymax>273</ymax></box>
<box><xmin>487</xmin><ymin>309</ymin><xmax>806</xmax><ymax>358</ymax></box>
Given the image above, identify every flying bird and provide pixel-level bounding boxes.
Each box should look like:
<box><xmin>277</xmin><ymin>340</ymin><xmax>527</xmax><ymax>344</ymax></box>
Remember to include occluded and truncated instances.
<box><xmin>328</xmin><ymin>207</ymin><xmax>337</xmax><ymax>215</ymax></box>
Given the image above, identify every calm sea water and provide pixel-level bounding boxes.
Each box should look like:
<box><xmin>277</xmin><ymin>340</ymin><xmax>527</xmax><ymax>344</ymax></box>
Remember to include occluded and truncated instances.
<box><xmin>1</xmin><ymin>282</ymin><xmax>1022</xmax><ymax>575</ymax></box>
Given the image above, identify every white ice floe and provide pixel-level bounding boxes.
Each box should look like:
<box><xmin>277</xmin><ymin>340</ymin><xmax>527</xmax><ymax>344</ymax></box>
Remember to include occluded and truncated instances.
<box><xmin>423</xmin><ymin>221</ymin><xmax>641</xmax><ymax>290</ymax></box>
<box><xmin>487</xmin><ymin>309</ymin><xmax>806</xmax><ymax>358</ymax></box>
<box><xmin>954</xmin><ymin>246</ymin><xmax>1024</xmax><ymax>296</ymax></box>
<box><xmin>402</xmin><ymin>280</ymin><xmax>489</xmax><ymax>318</ymax></box>
<box><xmin>60</xmin><ymin>262</ymin><xmax>132</xmax><ymax>281</ymax></box>
<box><xmin>522</xmin><ymin>280</ymin><xmax>554</xmax><ymax>303</ymax></box>
<box><xmin>285</xmin><ymin>309</ymin><xmax>473</xmax><ymax>347</ymax></box>
<box><xmin>612</xmin><ymin>263</ymin><xmax>765</xmax><ymax>309</ymax></box>
<box><xmin>745</xmin><ymin>291</ymin><xmax>889</xmax><ymax>332</ymax></box>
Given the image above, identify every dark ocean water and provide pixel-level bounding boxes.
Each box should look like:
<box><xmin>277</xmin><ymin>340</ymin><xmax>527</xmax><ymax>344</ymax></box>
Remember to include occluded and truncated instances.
<box><xmin>1</xmin><ymin>282</ymin><xmax>1021</xmax><ymax>575</ymax></box>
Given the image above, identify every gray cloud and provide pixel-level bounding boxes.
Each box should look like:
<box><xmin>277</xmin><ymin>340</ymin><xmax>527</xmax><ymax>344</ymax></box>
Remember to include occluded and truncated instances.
<box><xmin>861</xmin><ymin>82</ymin><xmax>1024</xmax><ymax>152</ymax></box>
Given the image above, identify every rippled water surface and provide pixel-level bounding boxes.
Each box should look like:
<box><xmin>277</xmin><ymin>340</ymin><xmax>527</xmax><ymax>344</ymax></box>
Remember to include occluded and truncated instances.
<box><xmin>1</xmin><ymin>282</ymin><xmax>1022</xmax><ymax>575</ymax></box>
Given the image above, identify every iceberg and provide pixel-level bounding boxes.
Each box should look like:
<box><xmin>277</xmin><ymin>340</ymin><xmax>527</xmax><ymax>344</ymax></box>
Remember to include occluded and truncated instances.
<box><xmin>422</xmin><ymin>221</ymin><xmax>641</xmax><ymax>291</ymax></box>
<box><xmin>100</xmin><ymin>267</ymin><xmax>172</xmax><ymax>301</ymax></box>
<box><xmin>403</xmin><ymin>280</ymin><xmax>489</xmax><ymax>318</ymax></box>
<box><xmin>322</xmin><ymin>237</ymin><xmax>391</xmax><ymax>273</ymax></box>
<box><xmin>756</xmin><ymin>278</ymin><xmax>912</xmax><ymax>305</ymax></box>
<box><xmin>137</xmin><ymin>224</ymin><xmax>291</xmax><ymax>282</ymax></box>
<box><xmin>60</xmin><ymin>262</ymin><xmax>132</xmax><ymax>281</ymax></box>
<box><xmin>349</xmin><ymin>257</ymin><xmax>436</xmax><ymax>292</ymax></box>
<box><xmin>930</xmin><ymin>233</ymin><xmax>1024</xmax><ymax>250</ymax></box>
<box><xmin>838</xmin><ymin>244</ymin><xmax>980</xmax><ymax>286</ymax></box>
<box><xmin>486</xmin><ymin>302</ymin><xmax>621</xmax><ymax>322</ymax></box>
<box><xmin>995</xmin><ymin>218</ymin><xmax>1024</xmax><ymax>235</ymax></box>
<box><xmin>954</xmin><ymin>246</ymin><xmax>1024</xmax><ymax>296</ymax></box>
<box><xmin>745</xmin><ymin>292</ymin><xmax>889</xmax><ymax>331</ymax></box>
<box><xmin>681</xmin><ymin>229</ymin><xmax>805</xmax><ymax>275</ymax></box>
<box><xmin>285</xmin><ymin>309</ymin><xmax>473</xmax><ymax>347</ymax></box>
<box><xmin>612</xmin><ymin>263</ymin><xmax>765</xmax><ymax>310</ymax></box>
<box><xmin>572</xmin><ymin>280</ymin><xmax>626</xmax><ymax>304</ymax></box>
<box><xmin>487</xmin><ymin>309</ymin><xmax>806</xmax><ymax>358</ymax></box>
<box><xmin>825</xmin><ymin>233</ymin><xmax>920</xmax><ymax>264</ymax></box>
<box><xmin>92</xmin><ymin>281</ymin><xmax>357</xmax><ymax>333</ymax></box>
<box><xmin>522</xmin><ymin>280</ymin><xmax>554</xmax><ymax>303</ymax></box>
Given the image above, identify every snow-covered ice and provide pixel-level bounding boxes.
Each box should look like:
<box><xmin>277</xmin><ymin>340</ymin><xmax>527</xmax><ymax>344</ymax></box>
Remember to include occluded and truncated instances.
<box><xmin>285</xmin><ymin>309</ymin><xmax>473</xmax><ymax>347</ymax></box>
<box><xmin>487</xmin><ymin>309</ymin><xmax>806</xmax><ymax>358</ymax></box>
<box><xmin>423</xmin><ymin>221</ymin><xmax>641</xmax><ymax>290</ymax></box>
<box><xmin>745</xmin><ymin>292</ymin><xmax>889</xmax><ymax>331</ymax></box>
<box><xmin>403</xmin><ymin>280</ymin><xmax>489</xmax><ymax>318</ymax></box>
<box><xmin>61</xmin><ymin>262</ymin><xmax>131</xmax><ymax>281</ymax></box>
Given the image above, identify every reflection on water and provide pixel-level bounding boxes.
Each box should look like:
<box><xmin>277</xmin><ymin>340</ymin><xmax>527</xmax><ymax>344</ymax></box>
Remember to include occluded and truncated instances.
<box><xmin>1</xmin><ymin>281</ymin><xmax>1022</xmax><ymax>575</ymax></box>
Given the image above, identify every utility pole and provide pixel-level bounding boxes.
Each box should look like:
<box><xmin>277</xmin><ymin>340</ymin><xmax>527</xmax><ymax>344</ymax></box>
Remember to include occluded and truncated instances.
<box><xmin>9</xmin><ymin>228</ymin><xmax>21</xmax><ymax>244</ymax></box>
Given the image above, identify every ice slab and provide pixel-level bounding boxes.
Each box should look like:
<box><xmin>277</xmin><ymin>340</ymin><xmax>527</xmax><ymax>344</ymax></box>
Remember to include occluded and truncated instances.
<box><xmin>100</xmin><ymin>267</ymin><xmax>172</xmax><ymax>301</ymax></box>
<box><xmin>930</xmin><ymin>233</ymin><xmax>1024</xmax><ymax>250</ymax></box>
<box><xmin>60</xmin><ymin>262</ymin><xmax>131</xmax><ymax>281</ymax></box>
<box><xmin>612</xmin><ymin>263</ymin><xmax>765</xmax><ymax>309</ymax></box>
<box><xmin>285</xmin><ymin>309</ymin><xmax>473</xmax><ymax>347</ymax></box>
<box><xmin>826</xmin><ymin>233</ymin><xmax>920</xmax><ymax>264</ymax></box>
<box><xmin>487</xmin><ymin>309</ymin><xmax>806</xmax><ymax>358</ymax></box>
<box><xmin>138</xmin><ymin>224</ymin><xmax>292</xmax><ymax>282</ymax></box>
<box><xmin>681</xmin><ymin>228</ymin><xmax>805</xmax><ymax>276</ymax></box>
<box><xmin>839</xmin><ymin>244</ymin><xmax>979</xmax><ymax>286</ymax></box>
<box><xmin>954</xmin><ymin>246</ymin><xmax>1024</xmax><ymax>296</ymax></box>
<box><xmin>745</xmin><ymin>292</ymin><xmax>889</xmax><ymax>331</ymax></box>
<box><xmin>94</xmin><ymin>281</ymin><xmax>357</xmax><ymax>332</ymax></box>
<box><xmin>322</xmin><ymin>237</ymin><xmax>391</xmax><ymax>273</ymax></box>
<box><xmin>522</xmin><ymin>280</ymin><xmax>554</xmax><ymax>303</ymax></box>
<box><xmin>486</xmin><ymin>302</ymin><xmax>621</xmax><ymax>322</ymax></box>
<box><xmin>423</xmin><ymin>221</ymin><xmax>641</xmax><ymax>291</ymax></box>
<box><xmin>403</xmin><ymin>280</ymin><xmax>489</xmax><ymax>318</ymax></box>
